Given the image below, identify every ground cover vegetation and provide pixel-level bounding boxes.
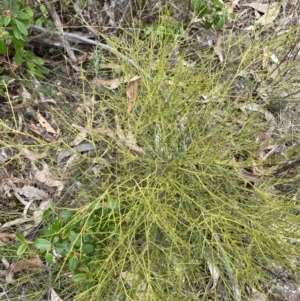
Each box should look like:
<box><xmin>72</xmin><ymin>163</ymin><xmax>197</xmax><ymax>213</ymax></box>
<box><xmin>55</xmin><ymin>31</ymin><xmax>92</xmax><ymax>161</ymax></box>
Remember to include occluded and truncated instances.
<box><xmin>1</xmin><ymin>0</ymin><xmax>300</xmax><ymax>300</ymax></box>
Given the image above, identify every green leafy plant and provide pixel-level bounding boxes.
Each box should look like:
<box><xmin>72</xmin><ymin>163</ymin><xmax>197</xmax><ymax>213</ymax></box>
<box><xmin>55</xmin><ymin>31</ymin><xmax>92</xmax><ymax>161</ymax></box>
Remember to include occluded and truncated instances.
<box><xmin>192</xmin><ymin>0</ymin><xmax>236</xmax><ymax>29</ymax></box>
<box><xmin>35</xmin><ymin>4</ymin><xmax>49</xmax><ymax>27</ymax></box>
<box><xmin>0</xmin><ymin>0</ymin><xmax>45</xmax><ymax>77</ymax></box>
<box><xmin>16</xmin><ymin>197</ymin><xmax>120</xmax><ymax>283</ymax></box>
<box><xmin>142</xmin><ymin>21</ymin><xmax>185</xmax><ymax>44</ymax></box>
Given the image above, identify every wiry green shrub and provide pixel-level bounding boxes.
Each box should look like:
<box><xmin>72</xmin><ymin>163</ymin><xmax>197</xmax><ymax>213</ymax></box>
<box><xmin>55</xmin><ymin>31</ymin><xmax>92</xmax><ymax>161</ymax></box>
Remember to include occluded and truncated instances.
<box><xmin>4</xmin><ymin>16</ymin><xmax>300</xmax><ymax>301</ymax></box>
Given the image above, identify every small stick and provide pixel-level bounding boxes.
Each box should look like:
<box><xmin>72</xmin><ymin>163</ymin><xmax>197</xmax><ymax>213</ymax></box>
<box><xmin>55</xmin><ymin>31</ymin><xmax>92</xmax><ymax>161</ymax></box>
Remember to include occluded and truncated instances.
<box><xmin>29</xmin><ymin>24</ymin><xmax>142</xmax><ymax>73</ymax></box>
<box><xmin>44</xmin><ymin>0</ymin><xmax>77</xmax><ymax>63</ymax></box>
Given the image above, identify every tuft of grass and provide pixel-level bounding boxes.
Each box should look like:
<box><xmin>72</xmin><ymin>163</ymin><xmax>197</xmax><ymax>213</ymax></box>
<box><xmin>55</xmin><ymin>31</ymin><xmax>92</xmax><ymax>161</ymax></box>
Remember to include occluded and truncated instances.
<box><xmin>1</xmin><ymin>19</ymin><xmax>300</xmax><ymax>301</ymax></box>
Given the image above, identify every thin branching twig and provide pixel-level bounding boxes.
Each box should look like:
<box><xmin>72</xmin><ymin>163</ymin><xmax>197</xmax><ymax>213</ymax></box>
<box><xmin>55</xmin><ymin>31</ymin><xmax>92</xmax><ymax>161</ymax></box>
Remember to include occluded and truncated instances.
<box><xmin>44</xmin><ymin>0</ymin><xmax>77</xmax><ymax>63</ymax></box>
<box><xmin>29</xmin><ymin>24</ymin><xmax>142</xmax><ymax>73</ymax></box>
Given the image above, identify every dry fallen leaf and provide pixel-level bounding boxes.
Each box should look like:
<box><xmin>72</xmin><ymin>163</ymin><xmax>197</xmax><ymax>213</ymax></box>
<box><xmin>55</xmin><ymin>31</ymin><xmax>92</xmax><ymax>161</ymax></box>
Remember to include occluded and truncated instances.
<box><xmin>0</xmin><ymin>216</ymin><xmax>34</xmax><ymax>230</ymax></box>
<box><xmin>126</xmin><ymin>75</ymin><xmax>140</xmax><ymax>117</ymax></box>
<box><xmin>242</xmin><ymin>2</ymin><xmax>272</xmax><ymax>14</ymax></box>
<box><xmin>99</xmin><ymin>62</ymin><xmax>122</xmax><ymax>71</ymax></box>
<box><xmin>115</xmin><ymin>115</ymin><xmax>143</xmax><ymax>154</ymax></box>
<box><xmin>6</xmin><ymin>255</ymin><xmax>43</xmax><ymax>283</ymax></box>
<box><xmin>57</xmin><ymin>142</ymin><xmax>96</xmax><ymax>163</ymax></box>
<box><xmin>207</xmin><ymin>260</ymin><xmax>220</xmax><ymax>292</ymax></box>
<box><xmin>249</xmin><ymin>288</ymin><xmax>267</xmax><ymax>301</ymax></box>
<box><xmin>70</xmin><ymin>125</ymin><xmax>89</xmax><ymax>146</ymax></box>
<box><xmin>9</xmin><ymin>184</ymin><xmax>50</xmax><ymax>201</ymax></box>
<box><xmin>214</xmin><ymin>32</ymin><xmax>223</xmax><ymax>64</ymax></box>
<box><xmin>1</xmin><ymin>258</ymin><xmax>10</xmax><ymax>269</ymax></box>
<box><xmin>121</xmin><ymin>271</ymin><xmax>147</xmax><ymax>301</ymax></box>
<box><xmin>37</xmin><ymin>111</ymin><xmax>58</xmax><ymax>135</ymax></box>
<box><xmin>22</xmin><ymin>148</ymin><xmax>47</xmax><ymax>161</ymax></box>
<box><xmin>50</xmin><ymin>288</ymin><xmax>63</xmax><ymax>301</ymax></box>
<box><xmin>26</xmin><ymin>122</ymin><xmax>42</xmax><ymax>136</ymax></box>
<box><xmin>224</xmin><ymin>0</ymin><xmax>240</xmax><ymax>27</ymax></box>
<box><xmin>20</xmin><ymin>86</ymin><xmax>32</xmax><ymax>101</ymax></box>
<box><xmin>256</xmin><ymin>3</ymin><xmax>280</xmax><ymax>26</ymax></box>
<box><xmin>91</xmin><ymin>75</ymin><xmax>131</xmax><ymax>90</ymax></box>
<box><xmin>123</xmin><ymin>131</ymin><xmax>144</xmax><ymax>154</ymax></box>
<box><xmin>31</xmin><ymin>162</ymin><xmax>64</xmax><ymax>195</ymax></box>
<box><xmin>15</xmin><ymin>199</ymin><xmax>52</xmax><ymax>236</ymax></box>
<box><xmin>91</xmin><ymin>74</ymin><xmax>139</xmax><ymax>90</ymax></box>
<box><xmin>32</xmin><ymin>79</ymin><xmax>57</xmax><ymax>104</ymax></box>
<box><xmin>0</xmin><ymin>148</ymin><xmax>10</xmax><ymax>163</ymax></box>
<box><xmin>232</xmin><ymin>157</ymin><xmax>261</xmax><ymax>184</ymax></box>
<box><xmin>245</xmin><ymin>2</ymin><xmax>281</xmax><ymax>30</ymax></box>
<box><xmin>0</xmin><ymin>232</ymin><xmax>16</xmax><ymax>244</ymax></box>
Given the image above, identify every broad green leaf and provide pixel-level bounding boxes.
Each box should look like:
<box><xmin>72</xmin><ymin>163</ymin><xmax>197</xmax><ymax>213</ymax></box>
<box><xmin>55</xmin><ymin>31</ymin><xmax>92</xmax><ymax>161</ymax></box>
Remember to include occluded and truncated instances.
<box><xmin>107</xmin><ymin>196</ymin><xmax>120</xmax><ymax>210</ymax></box>
<box><xmin>62</xmin><ymin>228</ymin><xmax>70</xmax><ymax>239</ymax></box>
<box><xmin>81</xmin><ymin>243</ymin><xmax>95</xmax><ymax>255</ymax></box>
<box><xmin>0</xmin><ymin>16</ymin><xmax>6</xmax><ymax>26</ymax></box>
<box><xmin>15</xmin><ymin>232</ymin><xmax>27</xmax><ymax>243</ymax></box>
<box><xmin>42</xmin><ymin>228</ymin><xmax>58</xmax><ymax>236</ymax></box>
<box><xmin>86</xmin><ymin>217</ymin><xmax>95</xmax><ymax>228</ymax></box>
<box><xmin>10</xmin><ymin>2</ymin><xmax>20</xmax><ymax>13</ymax></box>
<box><xmin>13</xmin><ymin>51</ymin><xmax>23</xmax><ymax>65</ymax></box>
<box><xmin>72</xmin><ymin>273</ymin><xmax>86</xmax><ymax>282</ymax></box>
<box><xmin>25</xmin><ymin>50</ymin><xmax>35</xmax><ymax>59</ymax></box>
<box><xmin>0</xmin><ymin>75</ymin><xmax>11</xmax><ymax>82</ymax></box>
<box><xmin>32</xmin><ymin>56</ymin><xmax>44</xmax><ymax>65</ymax></box>
<box><xmin>1</xmin><ymin>31</ymin><xmax>10</xmax><ymax>38</ymax></box>
<box><xmin>216</xmin><ymin>17</ymin><xmax>225</xmax><ymax>30</ymax></box>
<box><xmin>82</xmin><ymin>234</ymin><xmax>93</xmax><ymax>243</ymax></box>
<box><xmin>42</xmin><ymin>208</ymin><xmax>52</xmax><ymax>219</ymax></box>
<box><xmin>3</xmin><ymin>16</ymin><xmax>11</xmax><ymax>26</ymax></box>
<box><xmin>68</xmin><ymin>257</ymin><xmax>77</xmax><ymax>271</ymax></box>
<box><xmin>26</xmin><ymin>60</ymin><xmax>35</xmax><ymax>71</ymax></box>
<box><xmin>49</xmin><ymin>217</ymin><xmax>62</xmax><ymax>232</ymax></box>
<box><xmin>229</xmin><ymin>13</ymin><xmax>236</xmax><ymax>20</ymax></box>
<box><xmin>30</xmin><ymin>67</ymin><xmax>45</xmax><ymax>79</ymax></box>
<box><xmin>34</xmin><ymin>238</ymin><xmax>51</xmax><ymax>251</ymax></box>
<box><xmin>11</xmin><ymin>37</ymin><xmax>24</xmax><ymax>48</ymax></box>
<box><xmin>211</xmin><ymin>0</ymin><xmax>224</xmax><ymax>8</ymax></box>
<box><xmin>35</xmin><ymin>19</ymin><xmax>42</xmax><ymax>27</ymax></box>
<box><xmin>198</xmin><ymin>6</ymin><xmax>208</xmax><ymax>18</ymax></box>
<box><xmin>12</xmin><ymin>23</ymin><xmax>22</xmax><ymax>40</ymax></box>
<box><xmin>192</xmin><ymin>0</ymin><xmax>208</xmax><ymax>18</ymax></box>
<box><xmin>45</xmin><ymin>252</ymin><xmax>56</xmax><ymax>264</ymax></box>
<box><xmin>25</xmin><ymin>8</ymin><xmax>34</xmax><ymax>18</ymax></box>
<box><xmin>52</xmin><ymin>236</ymin><xmax>60</xmax><ymax>244</ymax></box>
<box><xmin>15</xmin><ymin>19</ymin><xmax>28</xmax><ymax>36</ymax></box>
<box><xmin>89</xmin><ymin>202</ymin><xmax>103</xmax><ymax>211</ymax></box>
<box><xmin>0</xmin><ymin>40</ymin><xmax>7</xmax><ymax>55</ymax></box>
<box><xmin>192</xmin><ymin>0</ymin><xmax>201</xmax><ymax>9</ymax></box>
<box><xmin>55</xmin><ymin>242</ymin><xmax>71</xmax><ymax>255</ymax></box>
<box><xmin>204</xmin><ymin>21</ymin><xmax>213</xmax><ymax>29</ymax></box>
<box><xmin>68</xmin><ymin>231</ymin><xmax>81</xmax><ymax>246</ymax></box>
<box><xmin>40</xmin><ymin>4</ymin><xmax>47</xmax><ymax>14</ymax></box>
<box><xmin>16</xmin><ymin>11</ymin><xmax>31</xmax><ymax>20</ymax></box>
<box><xmin>17</xmin><ymin>243</ymin><xmax>28</xmax><ymax>255</ymax></box>
<box><xmin>61</xmin><ymin>210</ymin><xmax>73</xmax><ymax>220</ymax></box>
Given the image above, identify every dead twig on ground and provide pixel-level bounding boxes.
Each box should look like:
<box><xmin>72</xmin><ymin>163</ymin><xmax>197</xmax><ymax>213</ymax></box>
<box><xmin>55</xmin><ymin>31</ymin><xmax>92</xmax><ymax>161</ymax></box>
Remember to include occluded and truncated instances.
<box><xmin>27</xmin><ymin>36</ymin><xmax>83</xmax><ymax>53</ymax></box>
<box><xmin>44</xmin><ymin>0</ymin><xmax>77</xmax><ymax>64</ymax></box>
<box><xmin>29</xmin><ymin>24</ymin><xmax>142</xmax><ymax>73</ymax></box>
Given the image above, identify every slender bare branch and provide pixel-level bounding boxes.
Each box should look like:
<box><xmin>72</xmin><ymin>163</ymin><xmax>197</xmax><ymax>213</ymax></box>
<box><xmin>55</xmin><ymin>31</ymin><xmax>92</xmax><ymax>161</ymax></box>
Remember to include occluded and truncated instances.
<box><xmin>29</xmin><ymin>24</ymin><xmax>142</xmax><ymax>72</ymax></box>
<box><xmin>44</xmin><ymin>0</ymin><xmax>77</xmax><ymax>63</ymax></box>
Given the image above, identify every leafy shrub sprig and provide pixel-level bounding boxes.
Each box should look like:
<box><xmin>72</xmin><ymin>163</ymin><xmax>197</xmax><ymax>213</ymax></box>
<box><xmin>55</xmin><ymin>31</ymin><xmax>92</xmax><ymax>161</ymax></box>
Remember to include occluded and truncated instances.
<box><xmin>0</xmin><ymin>1</ymin><xmax>45</xmax><ymax>79</ymax></box>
